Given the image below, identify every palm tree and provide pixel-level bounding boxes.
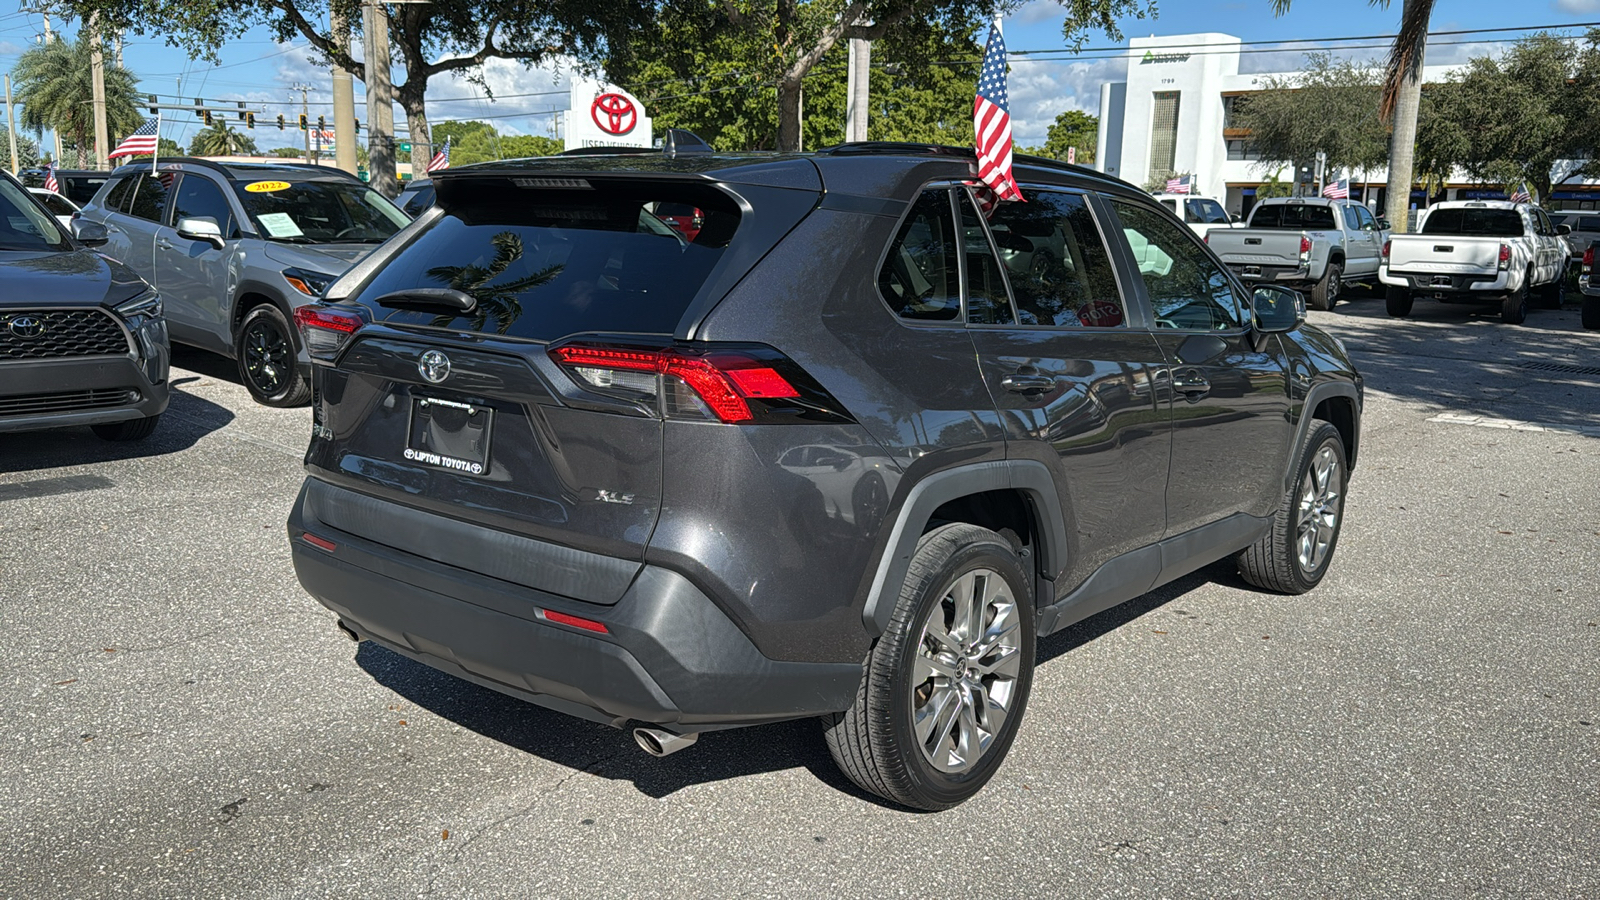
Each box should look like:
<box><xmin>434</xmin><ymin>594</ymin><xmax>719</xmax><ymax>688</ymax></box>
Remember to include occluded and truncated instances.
<box><xmin>189</xmin><ymin>120</ymin><xmax>258</xmax><ymax>157</ymax></box>
<box><xmin>1273</xmin><ymin>0</ymin><xmax>1433</xmax><ymax>232</ymax></box>
<box><xmin>425</xmin><ymin>232</ymin><xmax>562</xmax><ymax>334</ymax></box>
<box><xmin>13</xmin><ymin>33</ymin><xmax>144</xmax><ymax>168</ymax></box>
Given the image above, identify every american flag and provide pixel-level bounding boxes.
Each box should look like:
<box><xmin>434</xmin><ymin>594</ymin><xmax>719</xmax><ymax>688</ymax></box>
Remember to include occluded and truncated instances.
<box><xmin>1165</xmin><ymin>173</ymin><xmax>1191</xmax><ymax>194</ymax></box>
<box><xmin>43</xmin><ymin>163</ymin><xmax>58</xmax><ymax>193</ymax></box>
<box><xmin>108</xmin><ymin>118</ymin><xmax>160</xmax><ymax>159</ymax></box>
<box><xmin>426</xmin><ymin>136</ymin><xmax>452</xmax><ymax>173</ymax></box>
<box><xmin>972</xmin><ymin>20</ymin><xmax>1022</xmax><ymax>204</ymax></box>
<box><xmin>1322</xmin><ymin>178</ymin><xmax>1349</xmax><ymax>199</ymax></box>
<box><xmin>1509</xmin><ymin>183</ymin><xmax>1531</xmax><ymax>203</ymax></box>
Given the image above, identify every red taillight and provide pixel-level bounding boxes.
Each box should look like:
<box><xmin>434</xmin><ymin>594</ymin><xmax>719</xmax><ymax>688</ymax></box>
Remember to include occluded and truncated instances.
<box><xmin>1299</xmin><ymin>236</ymin><xmax>1312</xmax><ymax>256</ymax></box>
<box><xmin>1381</xmin><ymin>240</ymin><xmax>1390</xmax><ymax>259</ymax></box>
<box><xmin>550</xmin><ymin>344</ymin><xmax>803</xmax><ymax>424</ymax></box>
<box><xmin>1498</xmin><ymin>243</ymin><xmax>1512</xmax><ymax>269</ymax></box>
<box><xmin>292</xmin><ymin>304</ymin><xmax>366</xmax><ymax>361</ymax></box>
<box><xmin>301</xmin><ymin>532</ymin><xmax>337</xmax><ymax>552</ymax></box>
<box><xmin>1584</xmin><ymin>246</ymin><xmax>1594</xmax><ymax>272</ymax></box>
<box><xmin>540</xmin><ymin>609</ymin><xmax>609</xmax><ymax>634</ymax></box>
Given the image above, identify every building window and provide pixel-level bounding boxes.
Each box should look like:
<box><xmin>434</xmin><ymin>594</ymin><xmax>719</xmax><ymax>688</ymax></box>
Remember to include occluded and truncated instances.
<box><xmin>1148</xmin><ymin>91</ymin><xmax>1181</xmax><ymax>180</ymax></box>
<box><xmin>1225</xmin><ymin>140</ymin><xmax>1261</xmax><ymax>161</ymax></box>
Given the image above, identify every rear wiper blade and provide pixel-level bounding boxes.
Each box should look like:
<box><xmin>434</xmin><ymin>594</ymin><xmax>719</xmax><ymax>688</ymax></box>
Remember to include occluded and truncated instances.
<box><xmin>373</xmin><ymin>287</ymin><xmax>476</xmax><ymax>314</ymax></box>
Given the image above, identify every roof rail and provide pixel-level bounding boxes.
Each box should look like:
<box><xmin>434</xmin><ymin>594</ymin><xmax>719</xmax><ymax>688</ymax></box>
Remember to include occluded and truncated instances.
<box><xmin>110</xmin><ymin>156</ymin><xmax>363</xmax><ymax>182</ymax></box>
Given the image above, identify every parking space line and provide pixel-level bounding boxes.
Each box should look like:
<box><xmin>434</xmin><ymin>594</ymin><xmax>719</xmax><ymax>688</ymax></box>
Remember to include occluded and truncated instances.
<box><xmin>1427</xmin><ymin>412</ymin><xmax>1600</xmax><ymax>438</ymax></box>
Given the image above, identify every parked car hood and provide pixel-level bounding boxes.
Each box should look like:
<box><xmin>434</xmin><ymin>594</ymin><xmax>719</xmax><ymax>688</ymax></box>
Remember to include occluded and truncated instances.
<box><xmin>0</xmin><ymin>248</ymin><xmax>148</xmax><ymax>310</ymax></box>
<box><xmin>260</xmin><ymin>241</ymin><xmax>378</xmax><ymax>274</ymax></box>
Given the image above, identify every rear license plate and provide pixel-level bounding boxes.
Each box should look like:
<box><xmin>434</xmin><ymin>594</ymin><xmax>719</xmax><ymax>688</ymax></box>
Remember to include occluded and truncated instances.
<box><xmin>1242</xmin><ymin>265</ymin><xmax>1262</xmax><ymax>277</ymax></box>
<box><xmin>405</xmin><ymin>396</ymin><xmax>493</xmax><ymax>476</ymax></box>
<box><xmin>1431</xmin><ymin>275</ymin><xmax>1452</xmax><ymax>287</ymax></box>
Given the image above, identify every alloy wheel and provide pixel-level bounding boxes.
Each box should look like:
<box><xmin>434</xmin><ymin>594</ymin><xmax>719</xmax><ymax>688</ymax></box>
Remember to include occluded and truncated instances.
<box><xmin>1296</xmin><ymin>445</ymin><xmax>1341</xmax><ymax>572</ymax></box>
<box><xmin>243</xmin><ymin>319</ymin><xmax>289</xmax><ymax>395</ymax></box>
<box><xmin>910</xmin><ymin>568</ymin><xmax>1024</xmax><ymax>774</ymax></box>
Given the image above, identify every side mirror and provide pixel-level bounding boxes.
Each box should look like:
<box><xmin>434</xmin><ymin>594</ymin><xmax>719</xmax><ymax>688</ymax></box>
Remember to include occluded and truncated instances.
<box><xmin>1229</xmin><ymin>213</ymin><xmax>1241</xmax><ymax>223</ymax></box>
<box><xmin>176</xmin><ymin>216</ymin><xmax>226</xmax><ymax>250</ymax></box>
<box><xmin>1252</xmin><ymin>285</ymin><xmax>1306</xmax><ymax>334</ymax></box>
<box><xmin>1557</xmin><ymin>224</ymin><xmax>1572</xmax><ymax>236</ymax></box>
<box><xmin>71</xmin><ymin>219</ymin><xmax>109</xmax><ymax>247</ymax></box>
<box><xmin>1375</xmin><ymin>217</ymin><xmax>1391</xmax><ymax>231</ymax></box>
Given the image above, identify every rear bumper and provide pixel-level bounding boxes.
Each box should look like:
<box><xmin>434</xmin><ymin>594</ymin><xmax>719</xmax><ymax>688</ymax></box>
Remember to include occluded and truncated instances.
<box><xmin>1225</xmin><ymin>261</ymin><xmax>1310</xmax><ymax>284</ymax></box>
<box><xmin>0</xmin><ymin>353</ymin><xmax>169</xmax><ymax>434</ymax></box>
<box><xmin>1380</xmin><ymin>266</ymin><xmax>1510</xmax><ymax>294</ymax></box>
<box><xmin>287</xmin><ymin>480</ymin><xmax>863</xmax><ymax>732</ymax></box>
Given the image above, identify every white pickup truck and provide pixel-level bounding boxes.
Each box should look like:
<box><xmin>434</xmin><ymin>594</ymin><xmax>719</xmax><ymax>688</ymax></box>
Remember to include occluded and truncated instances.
<box><xmin>1150</xmin><ymin>193</ymin><xmax>1238</xmax><ymax>239</ymax></box>
<box><xmin>1380</xmin><ymin>201</ymin><xmax>1569</xmax><ymax>325</ymax></box>
<box><xmin>1206</xmin><ymin>197</ymin><xmax>1389</xmax><ymax>311</ymax></box>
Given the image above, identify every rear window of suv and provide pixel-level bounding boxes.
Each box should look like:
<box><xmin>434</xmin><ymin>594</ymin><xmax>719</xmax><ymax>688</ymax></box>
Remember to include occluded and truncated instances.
<box><xmin>360</xmin><ymin>179</ymin><xmax>741</xmax><ymax>340</ymax></box>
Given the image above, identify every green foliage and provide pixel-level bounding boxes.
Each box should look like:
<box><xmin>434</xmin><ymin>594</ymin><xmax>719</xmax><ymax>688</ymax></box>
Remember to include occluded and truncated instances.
<box><xmin>1021</xmin><ymin>109</ymin><xmax>1097</xmax><ymax>163</ymax></box>
<box><xmin>1232</xmin><ymin>52</ymin><xmax>1392</xmax><ymax>177</ymax></box>
<box><xmin>13</xmin><ymin>34</ymin><xmax>145</xmax><ymax>168</ymax></box>
<box><xmin>189</xmin><ymin>120</ymin><xmax>259</xmax><ymax>156</ymax></box>
<box><xmin>1254</xmin><ymin>169</ymin><xmax>1293</xmax><ymax>199</ymax></box>
<box><xmin>0</xmin><ymin>127</ymin><xmax>42</xmax><ymax>169</ymax></box>
<box><xmin>428</xmin><ymin>121</ymin><xmax>562</xmax><ymax>164</ymax></box>
<box><xmin>270</xmin><ymin>147</ymin><xmax>307</xmax><ymax>159</ymax></box>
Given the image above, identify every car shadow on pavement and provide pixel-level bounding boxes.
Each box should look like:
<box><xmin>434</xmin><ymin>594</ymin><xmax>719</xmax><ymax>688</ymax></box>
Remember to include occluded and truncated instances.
<box><xmin>0</xmin><ymin>380</ymin><xmax>236</xmax><ymax>473</ymax></box>
<box><xmin>354</xmin><ymin>561</ymin><xmax>1241</xmax><ymax>811</ymax></box>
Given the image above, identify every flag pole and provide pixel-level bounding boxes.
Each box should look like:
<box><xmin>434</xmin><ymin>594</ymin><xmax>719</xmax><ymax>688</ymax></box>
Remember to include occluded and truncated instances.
<box><xmin>151</xmin><ymin>111</ymin><xmax>161</xmax><ymax>174</ymax></box>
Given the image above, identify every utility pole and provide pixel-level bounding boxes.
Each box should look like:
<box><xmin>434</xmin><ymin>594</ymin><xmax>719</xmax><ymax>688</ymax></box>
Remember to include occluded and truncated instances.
<box><xmin>361</xmin><ymin>0</ymin><xmax>397</xmax><ymax>196</ymax></box>
<box><xmin>5</xmin><ymin>76</ymin><xmax>19</xmax><ymax>174</ymax></box>
<box><xmin>330</xmin><ymin>11</ymin><xmax>358</xmax><ymax>175</ymax></box>
<box><xmin>89</xmin><ymin>11</ymin><xmax>109</xmax><ymax>170</ymax></box>
<box><xmin>844</xmin><ymin>39</ymin><xmax>870</xmax><ymax>143</ymax></box>
<box><xmin>292</xmin><ymin>83</ymin><xmax>312</xmax><ymax>163</ymax></box>
<box><xmin>115</xmin><ymin>32</ymin><xmax>123</xmax><ymax>68</ymax></box>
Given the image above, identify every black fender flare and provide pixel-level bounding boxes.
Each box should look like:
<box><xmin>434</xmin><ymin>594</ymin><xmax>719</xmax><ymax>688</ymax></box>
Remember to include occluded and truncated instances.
<box><xmin>1283</xmin><ymin>380</ymin><xmax>1361</xmax><ymax>493</ymax></box>
<box><xmin>859</xmin><ymin>460</ymin><xmax>1067</xmax><ymax>636</ymax></box>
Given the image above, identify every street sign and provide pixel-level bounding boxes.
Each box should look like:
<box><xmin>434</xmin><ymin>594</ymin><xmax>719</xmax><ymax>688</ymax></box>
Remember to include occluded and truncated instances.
<box><xmin>396</xmin><ymin>141</ymin><xmax>412</xmax><ymax>153</ymax></box>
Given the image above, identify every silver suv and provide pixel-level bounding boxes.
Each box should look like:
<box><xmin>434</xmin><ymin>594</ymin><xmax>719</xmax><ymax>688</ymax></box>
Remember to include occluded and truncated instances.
<box><xmin>76</xmin><ymin>159</ymin><xmax>410</xmax><ymax>405</ymax></box>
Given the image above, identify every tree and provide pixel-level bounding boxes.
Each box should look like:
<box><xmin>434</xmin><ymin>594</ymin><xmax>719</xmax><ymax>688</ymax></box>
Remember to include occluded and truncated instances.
<box><xmin>65</xmin><ymin>0</ymin><xmax>653</xmax><ymax>175</ymax></box>
<box><xmin>1232</xmin><ymin>52</ymin><xmax>1391</xmax><ymax>181</ymax></box>
<box><xmin>12</xmin><ymin>33</ymin><xmax>144</xmax><ymax>167</ymax></box>
<box><xmin>270</xmin><ymin>147</ymin><xmax>307</xmax><ymax>159</ymax></box>
<box><xmin>426</xmin><ymin>121</ymin><xmax>563</xmax><ymax>165</ymax></box>
<box><xmin>1023</xmin><ymin>109</ymin><xmax>1097</xmax><ymax>163</ymax></box>
<box><xmin>189</xmin><ymin>120</ymin><xmax>258</xmax><ymax>156</ymax></box>
<box><xmin>1271</xmin><ymin>0</ymin><xmax>1433</xmax><ymax>232</ymax></box>
<box><xmin>0</xmin><ymin>126</ymin><xmax>41</xmax><ymax>170</ymax></box>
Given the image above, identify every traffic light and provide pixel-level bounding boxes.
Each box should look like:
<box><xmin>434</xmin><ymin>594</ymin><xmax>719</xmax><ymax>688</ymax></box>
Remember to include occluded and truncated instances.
<box><xmin>277</xmin><ymin>114</ymin><xmax>285</xmax><ymax>131</ymax></box>
<box><xmin>194</xmin><ymin>98</ymin><xmax>204</xmax><ymax>119</ymax></box>
<box><xmin>147</xmin><ymin>94</ymin><xmax>158</xmax><ymax>115</ymax></box>
<box><xmin>237</xmin><ymin>101</ymin><xmax>247</xmax><ymax>122</ymax></box>
<box><xmin>204</xmin><ymin>110</ymin><xmax>213</xmax><ymax>126</ymax></box>
<box><xmin>353</xmin><ymin>119</ymin><xmax>360</xmax><ymax>134</ymax></box>
<box><xmin>317</xmin><ymin>115</ymin><xmax>325</xmax><ymax>130</ymax></box>
<box><xmin>245</xmin><ymin>112</ymin><xmax>255</xmax><ymax>130</ymax></box>
<box><xmin>298</xmin><ymin>114</ymin><xmax>308</xmax><ymax>131</ymax></box>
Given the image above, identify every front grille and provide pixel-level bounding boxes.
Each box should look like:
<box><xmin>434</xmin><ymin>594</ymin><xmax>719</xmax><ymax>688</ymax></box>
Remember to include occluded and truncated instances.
<box><xmin>0</xmin><ymin>388</ymin><xmax>138</xmax><ymax>417</ymax></box>
<box><xmin>0</xmin><ymin>309</ymin><xmax>130</xmax><ymax>360</ymax></box>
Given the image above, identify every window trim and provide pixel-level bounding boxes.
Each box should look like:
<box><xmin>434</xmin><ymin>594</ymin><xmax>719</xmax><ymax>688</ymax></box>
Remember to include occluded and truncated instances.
<box><xmin>953</xmin><ymin>185</ymin><xmax>1021</xmax><ymax>327</ymax></box>
<box><xmin>1098</xmin><ymin>193</ymin><xmax>1252</xmax><ymax>336</ymax></box>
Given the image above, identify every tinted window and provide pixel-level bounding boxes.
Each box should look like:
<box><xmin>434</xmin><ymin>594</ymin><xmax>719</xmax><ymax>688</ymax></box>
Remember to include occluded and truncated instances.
<box><xmin>955</xmin><ymin>189</ymin><xmax>1014</xmax><ymax>326</ymax></box>
<box><xmin>1580</xmin><ymin>217</ymin><xmax>1600</xmax><ymax>231</ymax></box>
<box><xmin>62</xmin><ymin>176</ymin><xmax>109</xmax><ymax>205</ymax></box>
<box><xmin>1248</xmin><ymin>203</ymin><xmax>1338</xmax><ymax>230</ymax></box>
<box><xmin>234</xmin><ymin>178</ymin><xmax>408</xmax><ymax>243</ymax></box>
<box><xmin>1421</xmin><ymin>208</ymin><xmax>1524</xmax><ymax>237</ymax></box>
<box><xmin>1354</xmin><ymin>205</ymin><xmax>1377</xmax><ymax>230</ymax></box>
<box><xmin>879</xmin><ymin>189</ymin><xmax>960</xmax><ymax>322</ymax></box>
<box><xmin>0</xmin><ymin>177</ymin><xmax>69</xmax><ymax>250</ymax></box>
<box><xmin>1113</xmin><ymin>199</ymin><xmax>1243</xmax><ymax>331</ymax></box>
<box><xmin>398</xmin><ymin>185</ymin><xmax>435</xmax><ymax>217</ymax></box>
<box><xmin>991</xmin><ymin>190</ymin><xmax>1124</xmax><ymax>327</ymax></box>
<box><xmin>103</xmin><ymin>176</ymin><xmax>137</xmax><ymax>214</ymax></box>
<box><xmin>1186</xmin><ymin>199</ymin><xmax>1229</xmax><ymax>225</ymax></box>
<box><xmin>35</xmin><ymin>192</ymin><xmax>76</xmax><ymax>216</ymax></box>
<box><xmin>360</xmin><ymin>180</ymin><xmax>740</xmax><ymax>340</ymax></box>
<box><xmin>171</xmin><ymin>174</ymin><xmax>238</xmax><ymax>237</ymax></box>
<box><xmin>126</xmin><ymin>173</ymin><xmax>172</xmax><ymax>223</ymax></box>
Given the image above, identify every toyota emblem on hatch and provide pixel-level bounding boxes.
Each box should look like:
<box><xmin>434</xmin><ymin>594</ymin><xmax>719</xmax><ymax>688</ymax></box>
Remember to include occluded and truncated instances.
<box><xmin>7</xmin><ymin>316</ymin><xmax>45</xmax><ymax>339</ymax></box>
<box><xmin>418</xmin><ymin>350</ymin><xmax>451</xmax><ymax>384</ymax></box>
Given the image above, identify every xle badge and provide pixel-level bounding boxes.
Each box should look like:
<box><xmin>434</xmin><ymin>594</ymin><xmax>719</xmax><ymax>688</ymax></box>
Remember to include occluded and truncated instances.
<box><xmin>418</xmin><ymin>350</ymin><xmax>450</xmax><ymax>384</ymax></box>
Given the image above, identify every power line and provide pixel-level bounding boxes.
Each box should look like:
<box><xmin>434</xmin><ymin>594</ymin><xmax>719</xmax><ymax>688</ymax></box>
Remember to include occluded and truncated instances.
<box><xmin>1005</xmin><ymin>19</ymin><xmax>1600</xmax><ymax>56</ymax></box>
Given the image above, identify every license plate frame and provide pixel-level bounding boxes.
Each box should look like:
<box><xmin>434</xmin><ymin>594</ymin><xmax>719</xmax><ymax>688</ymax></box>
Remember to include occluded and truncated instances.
<box><xmin>404</xmin><ymin>395</ymin><xmax>494</xmax><ymax>476</ymax></box>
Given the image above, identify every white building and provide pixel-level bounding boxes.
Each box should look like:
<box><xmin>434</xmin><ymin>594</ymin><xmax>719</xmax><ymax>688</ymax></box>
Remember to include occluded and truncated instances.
<box><xmin>1094</xmin><ymin>33</ymin><xmax>1600</xmax><ymax>216</ymax></box>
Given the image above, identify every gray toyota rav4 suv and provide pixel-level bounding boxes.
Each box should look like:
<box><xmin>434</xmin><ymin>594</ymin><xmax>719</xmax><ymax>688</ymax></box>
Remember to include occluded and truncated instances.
<box><xmin>287</xmin><ymin>145</ymin><xmax>1363</xmax><ymax>810</ymax></box>
<box><xmin>77</xmin><ymin>159</ymin><xmax>409</xmax><ymax>406</ymax></box>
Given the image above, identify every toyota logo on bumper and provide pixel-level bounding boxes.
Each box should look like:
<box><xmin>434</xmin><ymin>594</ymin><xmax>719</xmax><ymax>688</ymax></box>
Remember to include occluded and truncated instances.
<box><xmin>418</xmin><ymin>350</ymin><xmax>451</xmax><ymax>384</ymax></box>
<box><xmin>6</xmin><ymin>316</ymin><xmax>45</xmax><ymax>339</ymax></box>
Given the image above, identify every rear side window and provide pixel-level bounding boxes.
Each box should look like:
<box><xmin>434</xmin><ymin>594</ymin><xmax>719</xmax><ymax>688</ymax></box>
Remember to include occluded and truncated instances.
<box><xmin>878</xmin><ymin>189</ymin><xmax>961</xmax><ymax>322</ymax></box>
<box><xmin>1249</xmin><ymin>203</ymin><xmax>1337</xmax><ymax>230</ymax></box>
<box><xmin>363</xmin><ymin>180</ymin><xmax>740</xmax><ymax>339</ymax></box>
<box><xmin>989</xmin><ymin>189</ymin><xmax>1124</xmax><ymax>327</ymax></box>
<box><xmin>1421</xmin><ymin>208</ymin><xmax>1524</xmax><ymax>237</ymax></box>
<box><xmin>1186</xmin><ymin>199</ymin><xmax>1229</xmax><ymax>225</ymax></box>
<box><xmin>1581</xmin><ymin>216</ymin><xmax>1600</xmax><ymax>231</ymax></box>
<box><xmin>127</xmin><ymin>173</ymin><xmax>172</xmax><ymax>223</ymax></box>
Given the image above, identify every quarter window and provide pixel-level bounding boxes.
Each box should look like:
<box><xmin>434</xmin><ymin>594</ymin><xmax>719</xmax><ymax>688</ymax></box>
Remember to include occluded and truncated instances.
<box><xmin>988</xmin><ymin>189</ymin><xmax>1125</xmax><ymax>327</ymax></box>
<box><xmin>878</xmin><ymin>189</ymin><xmax>961</xmax><ymax>322</ymax></box>
<box><xmin>126</xmin><ymin>173</ymin><xmax>172</xmax><ymax>224</ymax></box>
<box><xmin>1111</xmin><ymin>199</ymin><xmax>1243</xmax><ymax>331</ymax></box>
<box><xmin>103</xmin><ymin>176</ymin><xmax>137</xmax><ymax>214</ymax></box>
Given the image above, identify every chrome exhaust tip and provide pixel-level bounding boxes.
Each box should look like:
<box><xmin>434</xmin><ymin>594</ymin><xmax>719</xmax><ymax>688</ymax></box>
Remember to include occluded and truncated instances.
<box><xmin>633</xmin><ymin>727</ymin><xmax>698</xmax><ymax>757</ymax></box>
<box><xmin>335</xmin><ymin>620</ymin><xmax>362</xmax><ymax>643</ymax></box>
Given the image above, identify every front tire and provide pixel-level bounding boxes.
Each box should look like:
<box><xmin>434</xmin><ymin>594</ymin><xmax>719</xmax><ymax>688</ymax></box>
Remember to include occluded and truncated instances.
<box><xmin>1385</xmin><ymin>285</ymin><xmax>1414</xmax><ymax>317</ymax></box>
<box><xmin>236</xmin><ymin>304</ymin><xmax>311</xmax><ymax>407</ymax></box>
<box><xmin>1238</xmin><ymin>420</ymin><xmax>1348</xmax><ymax>595</ymax></box>
<box><xmin>1583</xmin><ymin>296</ymin><xmax>1600</xmax><ymax>330</ymax></box>
<box><xmin>824</xmin><ymin>523</ymin><xmax>1035</xmax><ymax>811</ymax></box>
<box><xmin>1310</xmin><ymin>262</ymin><xmax>1342</xmax><ymax>311</ymax></box>
<box><xmin>90</xmin><ymin>414</ymin><xmax>161</xmax><ymax>442</ymax></box>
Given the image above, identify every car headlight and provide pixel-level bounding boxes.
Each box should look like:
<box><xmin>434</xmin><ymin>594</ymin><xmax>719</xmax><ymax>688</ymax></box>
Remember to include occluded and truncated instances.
<box><xmin>283</xmin><ymin>267</ymin><xmax>337</xmax><ymax>298</ymax></box>
<box><xmin>114</xmin><ymin>290</ymin><xmax>162</xmax><ymax>319</ymax></box>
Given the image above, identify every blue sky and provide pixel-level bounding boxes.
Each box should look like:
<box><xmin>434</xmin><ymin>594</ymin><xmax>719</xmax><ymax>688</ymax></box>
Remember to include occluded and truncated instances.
<box><xmin>2</xmin><ymin>0</ymin><xmax>1598</xmax><ymax>153</ymax></box>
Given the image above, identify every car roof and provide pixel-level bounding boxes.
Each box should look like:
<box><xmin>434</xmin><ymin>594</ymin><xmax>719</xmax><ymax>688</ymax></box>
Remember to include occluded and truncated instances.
<box><xmin>109</xmin><ymin>157</ymin><xmax>365</xmax><ymax>184</ymax></box>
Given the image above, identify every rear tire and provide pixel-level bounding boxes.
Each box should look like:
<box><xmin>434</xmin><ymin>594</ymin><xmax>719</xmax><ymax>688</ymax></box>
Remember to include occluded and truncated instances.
<box><xmin>1583</xmin><ymin>296</ymin><xmax>1600</xmax><ymax>330</ymax></box>
<box><xmin>236</xmin><ymin>304</ymin><xmax>312</xmax><ymax>407</ymax></box>
<box><xmin>1501</xmin><ymin>283</ymin><xmax>1529</xmax><ymax>325</ymax></box>
<box><xmin>1310</xmin><ymin>262</ymin><xmax>1342</xmax><ymax>311</ymax></box>
<box><xmin>823</xmin><ymin>523</ymin><xmax>1035</xmax><ymax>811</ymax></box>
<box><xmin>91</xmin><ymin>414</ymin><xmax>160</xmax><ymax>442</ymax></box>
<box><xmin>1238</xmin><ymin>420</ymin><xmax>1347</xmax><ymax>595</ymax></box>
<box><xmin>1385</xmin><ymin>285</ymin><xmax>1413</xmax><ymax>318</ymax></box>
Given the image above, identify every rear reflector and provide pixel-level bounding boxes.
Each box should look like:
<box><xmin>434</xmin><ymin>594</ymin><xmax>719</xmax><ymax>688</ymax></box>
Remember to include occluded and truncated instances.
<box><xmin>301</xmin><ymin>533</ymin><xmax>338</xmax><ymax>552</ymax></box>
<box><xmin>293</xmin><ymin>304</ymin><xmax>367</xmax><ymax>361</ymax></box>
<box><xmin>541</xmin><ymin>609</ymin><xmax>609</xmax><ymax>634</ymax></box>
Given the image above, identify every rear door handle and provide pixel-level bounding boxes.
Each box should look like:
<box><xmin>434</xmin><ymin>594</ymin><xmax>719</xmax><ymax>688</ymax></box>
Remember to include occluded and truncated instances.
<box><xmin>1001</xmin><ymin>373</ymin><xmax>1055</xmax><ymax>394</ymax></box>
<box><xmin>1172</xmin><ymin>370</ymin><xmax>1211</xmax><ymax>402</ymax></box>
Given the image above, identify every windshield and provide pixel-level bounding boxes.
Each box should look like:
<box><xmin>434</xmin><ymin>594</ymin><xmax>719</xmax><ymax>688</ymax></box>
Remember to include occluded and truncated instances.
<box><xmin>233</xmin><ymin>178</ymin><xmax>409</xmax><ymax>243</ymax></box>
<box><xmin>1421</xmin><ymin>207</ymin><xmax>1524</xmax><ymax>237</ymax></box>
<box><xmin>0</xmin><ymin>178</ymin><xmax>70</xmax><ymax>251</ymax></box>
<box><xmin>1248</xmin><ymin>203</ymin><xmax>1338</xmax><ymax>230</ymax></box>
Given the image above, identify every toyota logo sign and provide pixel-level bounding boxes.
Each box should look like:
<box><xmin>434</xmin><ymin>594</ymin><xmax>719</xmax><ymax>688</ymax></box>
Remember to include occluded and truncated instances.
<box><xmin>7</xmin><ymin>316</ymin><xmax>45</xmax><ymax>339</ymax></box>
<box><xmin>591</xmin><ymin>93</ymin><xmax>638</xmax><ymax>136</ymax></box>
<box><xmin>418</xmin><ymin>350</ymin><xmax>451</xmax><ymax>384</ymax></box>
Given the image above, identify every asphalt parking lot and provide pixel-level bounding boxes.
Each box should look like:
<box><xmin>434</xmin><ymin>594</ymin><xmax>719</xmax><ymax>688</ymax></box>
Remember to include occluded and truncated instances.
<box><xmin>2</xmin><ymin>296</ymin><xmax>1596</xmax><ymax>899</ymax></box>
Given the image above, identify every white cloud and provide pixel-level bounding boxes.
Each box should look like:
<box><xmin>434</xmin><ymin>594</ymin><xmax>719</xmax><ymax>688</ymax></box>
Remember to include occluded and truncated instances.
<box><xmin>1555</xmin><ymin>0</ymin><xmax>1600</xmax><ymax>13</ymax></box>
<box><xmin>1013</xmin><ymin>1</ymin><xmax>1065</xmax><ymax>27</ymax></box>
<box><xmin>427</xmin><ymin>57</ymin><xmax>573</xmax><ymax>137</ymax></box>
<box><xmin>1006</xmin><ymin>56</ymin><xmax>1125</xmax><ymax>146</ymax></box>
